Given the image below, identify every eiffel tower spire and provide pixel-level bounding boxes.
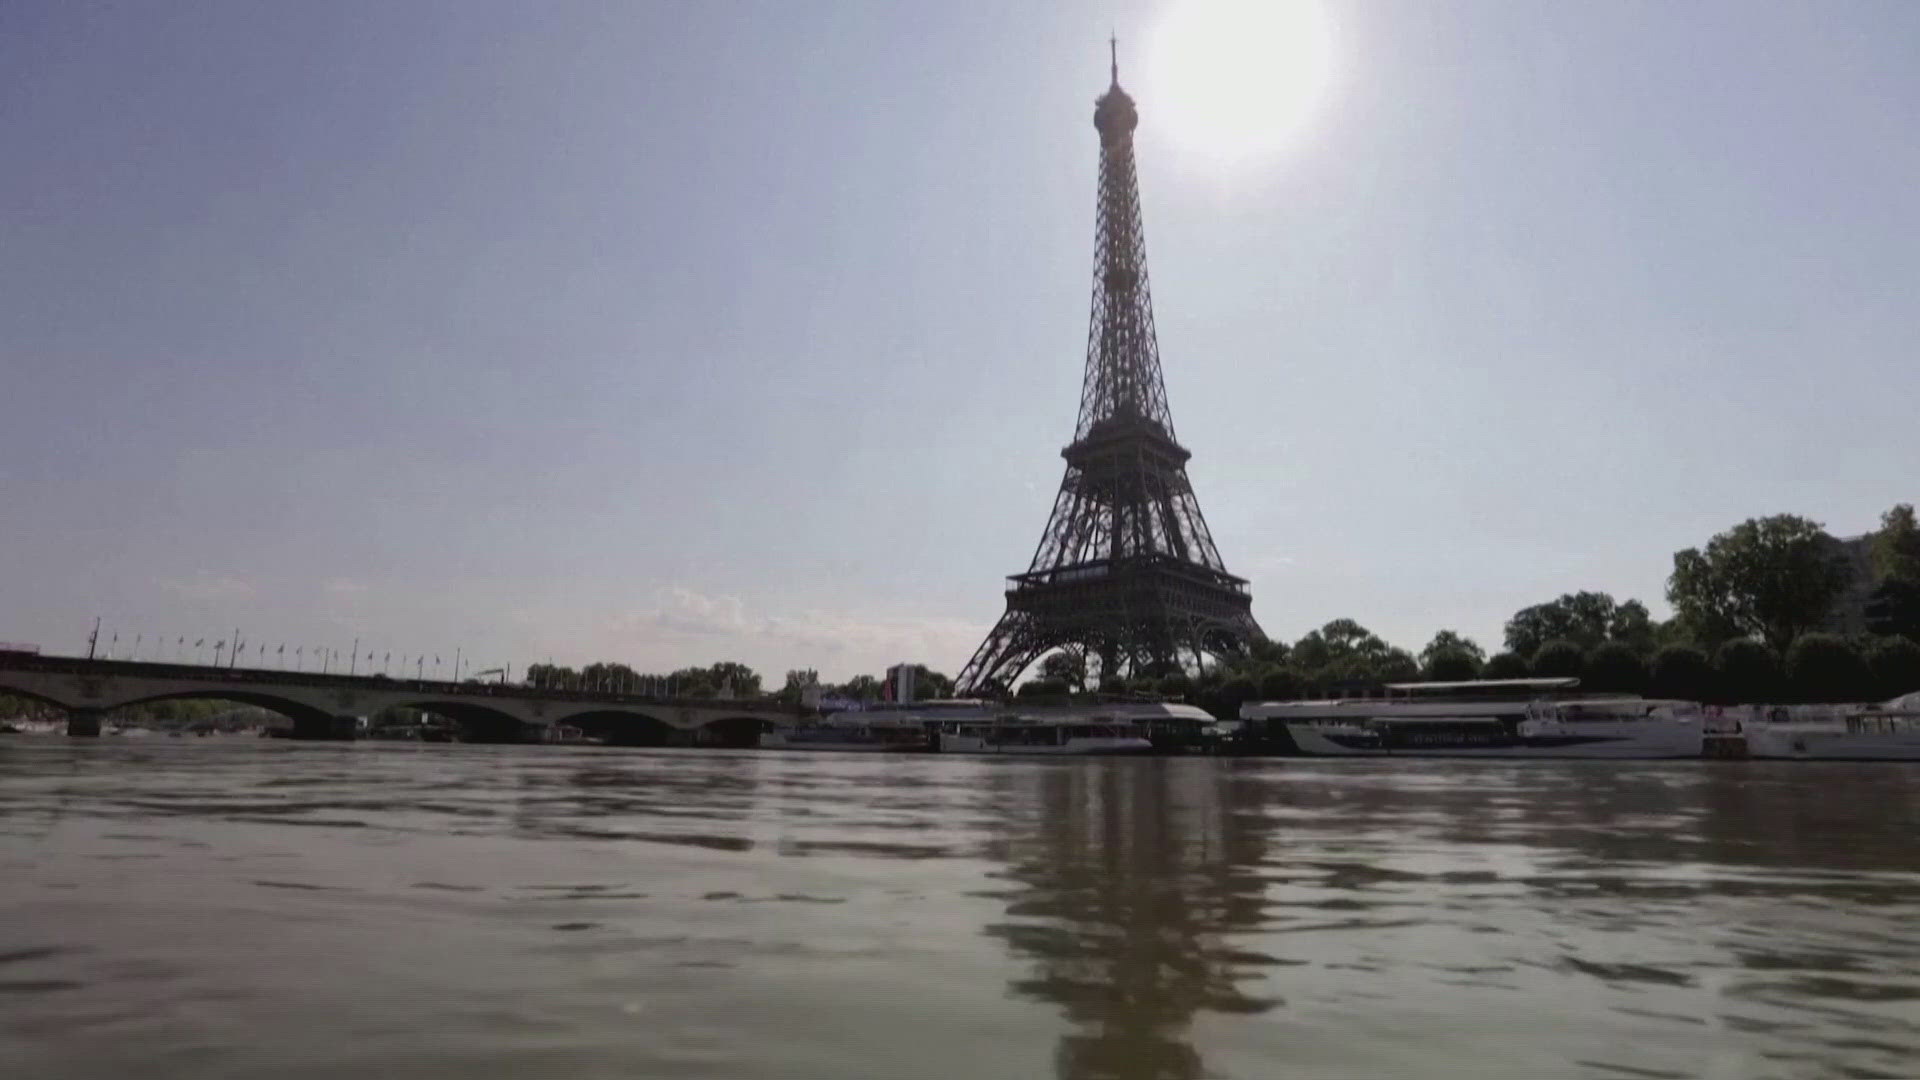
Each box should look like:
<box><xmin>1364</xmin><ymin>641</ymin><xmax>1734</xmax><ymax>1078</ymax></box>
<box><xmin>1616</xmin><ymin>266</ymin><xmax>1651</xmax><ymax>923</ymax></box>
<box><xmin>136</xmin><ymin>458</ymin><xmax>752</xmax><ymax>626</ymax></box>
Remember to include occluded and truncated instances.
<box><xmin>956</xmin><ymin>47</ymin><xmax>1264</xmax><ymax>695</ymax></box>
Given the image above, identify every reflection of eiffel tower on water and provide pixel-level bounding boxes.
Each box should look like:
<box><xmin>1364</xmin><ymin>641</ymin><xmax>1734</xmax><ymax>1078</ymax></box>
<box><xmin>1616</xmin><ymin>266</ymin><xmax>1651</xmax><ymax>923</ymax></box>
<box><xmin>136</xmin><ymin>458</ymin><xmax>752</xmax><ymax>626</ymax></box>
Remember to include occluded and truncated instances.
<box><xmin>956</xmin><ymin>43</ymin><xmax>1264</xmax><ymax>695</ymax></box>
<box><xmin>984</xmin><ymin>761</ymin><xmax>1275</xmax><ymax>1080</ymax></box>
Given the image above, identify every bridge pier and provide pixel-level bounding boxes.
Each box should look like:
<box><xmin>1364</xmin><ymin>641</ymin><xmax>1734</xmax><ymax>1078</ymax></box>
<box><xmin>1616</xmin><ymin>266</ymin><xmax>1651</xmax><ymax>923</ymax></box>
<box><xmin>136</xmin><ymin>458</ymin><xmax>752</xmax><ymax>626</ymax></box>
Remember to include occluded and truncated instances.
<box><xmin>291</xmin><ymin>715</ymin><xmax>361</xmax><ymax>741</ymax></box>
<box><xmin>67</xmin><ymin>708</ymin><xmax>104</xmax><ymax>738</ymax></box>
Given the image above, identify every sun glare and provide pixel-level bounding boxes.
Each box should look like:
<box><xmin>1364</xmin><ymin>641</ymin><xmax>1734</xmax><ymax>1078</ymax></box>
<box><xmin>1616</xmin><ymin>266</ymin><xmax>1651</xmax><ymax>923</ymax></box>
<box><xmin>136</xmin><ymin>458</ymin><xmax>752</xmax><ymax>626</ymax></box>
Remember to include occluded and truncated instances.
<box><xmin>1145</xmin><ymin>0</ymin><xmax>1336</xmax><ymax>161</ymax></box>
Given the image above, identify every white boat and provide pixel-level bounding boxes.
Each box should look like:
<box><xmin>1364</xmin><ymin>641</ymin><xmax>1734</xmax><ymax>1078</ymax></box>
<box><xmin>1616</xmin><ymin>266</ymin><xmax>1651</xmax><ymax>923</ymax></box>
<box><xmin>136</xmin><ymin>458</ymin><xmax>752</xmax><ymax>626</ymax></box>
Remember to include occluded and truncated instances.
<box><xmin>761</xmin><ymin>700</ymin><xmax>999</xmax><ymax>753</ymax></box>
<box><xmin>760</xmin><ymin>718</ymin><xmax>930</xmax><ymax>752</ymax></box>
<box><xmin>1241</xmin><ymin>678</ymin><xmax>1705</xmax><ymax>759</ymax></box>
<box><xmin>1743</xmin><ymin>703</ymin><xmax>1920</xmax><ymax>761</ymax></box>
<box><xmin>935</xmin><ymin>716</ymin><xmax>1154</xmax><ymax>755</ymax></box>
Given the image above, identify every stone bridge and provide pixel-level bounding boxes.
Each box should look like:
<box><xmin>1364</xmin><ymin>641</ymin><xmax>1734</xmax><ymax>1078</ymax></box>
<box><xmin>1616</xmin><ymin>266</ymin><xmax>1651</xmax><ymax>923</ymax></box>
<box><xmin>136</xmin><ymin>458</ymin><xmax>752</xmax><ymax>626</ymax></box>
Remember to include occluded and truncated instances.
<box><xmin>0</xmin><ymin>652</ymin><xmax>800</xmax><ymax>744</ymax></box>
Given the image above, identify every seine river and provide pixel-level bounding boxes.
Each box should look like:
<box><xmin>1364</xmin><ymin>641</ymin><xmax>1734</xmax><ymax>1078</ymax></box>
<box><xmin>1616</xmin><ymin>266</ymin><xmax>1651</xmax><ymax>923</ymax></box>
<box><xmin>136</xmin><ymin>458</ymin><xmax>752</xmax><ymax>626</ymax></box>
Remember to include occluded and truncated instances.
<box><xmin>2</xmin><ymin>740</ymin><xmax>1916</xmax><ymax>1079</ymax></box>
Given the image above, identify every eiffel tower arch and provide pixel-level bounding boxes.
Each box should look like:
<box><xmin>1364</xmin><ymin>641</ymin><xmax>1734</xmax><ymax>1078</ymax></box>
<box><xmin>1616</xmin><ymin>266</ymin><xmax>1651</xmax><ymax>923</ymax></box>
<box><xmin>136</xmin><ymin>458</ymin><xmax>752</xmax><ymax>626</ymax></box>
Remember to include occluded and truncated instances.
<box><xmin>956</xmin><ymin>45</ymin><xmax>1265</xmax><ymax>696</ymax></box>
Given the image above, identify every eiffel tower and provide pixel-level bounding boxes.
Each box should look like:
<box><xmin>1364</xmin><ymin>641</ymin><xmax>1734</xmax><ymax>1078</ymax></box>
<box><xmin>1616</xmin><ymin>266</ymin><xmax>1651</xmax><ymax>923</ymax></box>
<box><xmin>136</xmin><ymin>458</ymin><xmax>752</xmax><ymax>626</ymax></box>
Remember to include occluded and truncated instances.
<box><xmin>956</xmin><ymin>43</ymin><xmax>1265</xmax><ymax>695</ymax></box>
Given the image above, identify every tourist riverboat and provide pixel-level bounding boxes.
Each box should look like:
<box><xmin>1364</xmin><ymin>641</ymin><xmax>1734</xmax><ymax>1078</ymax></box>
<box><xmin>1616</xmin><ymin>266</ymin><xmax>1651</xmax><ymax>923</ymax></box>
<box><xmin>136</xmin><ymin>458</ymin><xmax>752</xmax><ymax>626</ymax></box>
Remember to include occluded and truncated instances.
<box><xmin>1241</xmin><ymin>678</ymin><xmax>1705</xmax><ymax>758</ymax></box>
<box><xmin>760</xmin><ymin>700</ymin><xmax>998</xmax><ymax>753</ymax></box>
<box><xmin>933</xmin><ymin>716</ymin><xmax>1154</xmax><ymax>755</ymax></box>
<box><xmin>762</xmin><ymin>699</ymin><xmax>1211</xmax><ymax>755</ymax></box>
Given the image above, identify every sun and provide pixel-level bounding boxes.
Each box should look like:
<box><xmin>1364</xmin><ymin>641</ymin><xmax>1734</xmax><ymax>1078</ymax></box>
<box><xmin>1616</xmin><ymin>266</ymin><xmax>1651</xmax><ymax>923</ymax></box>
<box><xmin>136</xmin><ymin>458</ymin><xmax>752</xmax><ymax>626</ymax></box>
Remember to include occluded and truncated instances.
<box><xmin>1145</xmin><ymin>0</ymin><xmax>1336</xmax><ymax>161</ymax></box>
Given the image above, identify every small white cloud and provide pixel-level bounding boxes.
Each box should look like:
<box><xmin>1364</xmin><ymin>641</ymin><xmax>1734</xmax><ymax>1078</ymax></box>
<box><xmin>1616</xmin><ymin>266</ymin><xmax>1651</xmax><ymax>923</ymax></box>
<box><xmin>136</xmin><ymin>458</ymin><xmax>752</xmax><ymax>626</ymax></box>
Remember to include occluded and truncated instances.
<box><xmin>608</xmin><ymin>586</ymin><xmax>983</xmax><ymax>678</ymax></box>
<box><xmin>156</xmin><ymin>571</ymin><xmax>255</xmax><ymax>603</ymax></box>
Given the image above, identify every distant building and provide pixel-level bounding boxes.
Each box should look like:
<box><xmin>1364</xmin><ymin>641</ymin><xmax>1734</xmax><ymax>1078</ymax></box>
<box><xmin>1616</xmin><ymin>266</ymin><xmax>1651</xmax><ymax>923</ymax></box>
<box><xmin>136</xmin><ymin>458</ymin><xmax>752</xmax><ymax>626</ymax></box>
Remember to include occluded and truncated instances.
<box><xmin>884</xmin><ymin>663</ymin><xmax>917</xmax><ymax>703</ymax></box>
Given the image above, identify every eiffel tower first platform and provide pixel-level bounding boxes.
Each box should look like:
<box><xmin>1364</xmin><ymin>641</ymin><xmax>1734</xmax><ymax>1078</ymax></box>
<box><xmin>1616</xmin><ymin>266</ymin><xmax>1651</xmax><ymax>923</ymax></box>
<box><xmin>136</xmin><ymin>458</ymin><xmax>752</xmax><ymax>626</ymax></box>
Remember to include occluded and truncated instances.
<box><xmin>956</xmin><ymin>46</ymin><xmax>1265</xmax><ymax>695</ymax></box>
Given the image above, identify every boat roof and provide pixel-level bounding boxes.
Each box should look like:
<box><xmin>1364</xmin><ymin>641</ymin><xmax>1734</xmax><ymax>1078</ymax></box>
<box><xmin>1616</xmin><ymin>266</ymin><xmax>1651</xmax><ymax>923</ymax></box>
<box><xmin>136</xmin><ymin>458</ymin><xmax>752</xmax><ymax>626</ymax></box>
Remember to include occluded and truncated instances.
<box><xmin>1238</xmin><ymin>693</ymin><xmax>1696</xmax><ymax>720</ymax></box>
<box><xmin>1384</xmin><ymin>677</ymin><xmax>1580</xmax><ymax>692</ymax></box>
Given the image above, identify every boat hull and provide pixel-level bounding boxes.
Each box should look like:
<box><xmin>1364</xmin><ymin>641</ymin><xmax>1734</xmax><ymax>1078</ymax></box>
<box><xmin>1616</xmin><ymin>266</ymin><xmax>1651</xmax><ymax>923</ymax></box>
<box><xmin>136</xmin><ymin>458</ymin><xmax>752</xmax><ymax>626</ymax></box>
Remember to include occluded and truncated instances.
<box><xmin>1745</xmin><ymin>727</ymin><xmax>1920</xmax><ymax>761</ymax></box>
<box><xmin>936</xmin><ymin>735</ymin><xmax>1154</xmax><ymax>756</ymax></box>
<box><xmin>1286</xmin><ymin>721</ymin><xmax>1704</xmax><ymax>759</ymax></box>
<box><xmin>759</xmin><ymin>732</ymin><xmax>926</xmax><ymax>753</ymax></box>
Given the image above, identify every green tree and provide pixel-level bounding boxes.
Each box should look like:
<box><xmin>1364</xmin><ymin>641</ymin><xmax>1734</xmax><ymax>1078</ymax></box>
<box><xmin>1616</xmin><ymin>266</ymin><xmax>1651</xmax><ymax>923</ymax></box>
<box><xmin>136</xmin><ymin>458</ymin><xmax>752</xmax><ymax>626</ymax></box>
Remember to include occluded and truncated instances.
<box><xmin>1531</xmin><ymin>639</ymin><xmax>1585</xmax><ymax>679</ymax></box>
<box><xmin>1257</xmin><ymin>667</ymin><xmax>1300</xmax><ymax>701</ymax></box>
<box><xmin>968</xmin><ymin>676</ymin><xmax>1008</xmax><ymax>700</ymax></box>
<box><xmin>836</xmin><ymin>674</ymin><xmax>881</xmax><ymax>702</ymax></box>
<box><xmin>667</xmin><ymin>666</ymin><xmax>717</xmax><ymax>697</ymax></box>
<box><xmin>524</xmin><ymin>663</ymin><xmax>577</xmax><ymax>690</ymax></box>
<box><xmin>1582</xmin><ymin>642</ymin><xmax>1648</xmax><ymax>695</ymax></box>
<box><xmin>1667</xmin><ymin>514</ymin><xmax>1853</xmax><ymax>652</ymax></box>
<box><xmin>1245</xmin><ymin>638</ymin><xmax>1291</xmax><ymax>668</ymax></box>
<box><xmin>1296</xmin><ymin>619</ymin><xmax>1391</xmax><ymax>664</ymax></box>
<box><xmin>1865</xmin><ymin>636</ymin><xmax>1920</xmax><ymax>701</ymax></box>
<box><xmin>1784</xmin><ymin>633</ymin><xmax>1872</xmax><ymax>703</ymax></box>
<box><xmin>911</xmin><ymin>667</ymin><xmax>956</xmax><ymax>701</ymax></box>
<box><xmin>706</xmin><ymin>661</ymin><xmax>762</xmax><ymax>697</ymax></box>
<box><xmin>1865</xmin><ymin>509</ymin><xmax>1920</xmax><ymax>643</ymax></box>
<box><xmin>1377</xmin><ymin>648</ymin><xmax>1420</xmax><ymax>682</ymax></box>
<box><xmin>1867</xmin><ymin>577</ymin><xmax>1920</xmax><ymax>642</ymax></box>
<box><xmin>581</xmin><ymin>661</ymin><xmax>640</xmax><ymax>692</ymax></box>
<box><xmin>1204</xmin><ymin>674</ymin><xmax>1261</xmax><ymax>720</ymax></box>
<box><xmin>1871</xmin><ymin>503</ymin><xmax>1920</xmax><ymax>580</ymax></box>
<box><xmin>1291</xmin><ymin>619</ymin><xmax>1403</xmax><ymax>687</ymax></box>
<box><xmin>1419</xmin><ymin>630</ymin><xmax>1485</xmax><ymax>668</ymax></box>
<box><xmin>1714</xmin><ymin>639</ymin><xmax>1781</xmax><ymax>703</ymax></box>
<box><xmin>1326</xmin><ymin>618</ymin><xmax>1388</xmax><ymax>656</ymax></box>
<box><xmin>1504</xmin><ymin>592</ymin><xmax>1622</xmax><ymax>656</ymax></box>
<box><xmin>1017</xmin><ymin>677</ymin><xmax>1070</xmax><ymax>699</ymax></box>
<box><xmin>1425</xmin><ymin>649</ymin><xmax>1481</xmax><ymax>682</ymax></box>
<box><xmin>1481</xmin><ymin>653</ymin><xmax>1529</xmax><ymax>679</ymax></box>
<box><xmin>1607</xmin><ymin>600</ymin><xmax>1658</xmax><ymax>653</ymax></box>
<box><xmin>1039</xmin><ymin>651</ymin><xmax>1088</xmax><ymax>691</ymax></box>
<box><xmin>1650</xmin><ymin>645</ymin><xmax>1714</xmax><ymax>701</ymax></box>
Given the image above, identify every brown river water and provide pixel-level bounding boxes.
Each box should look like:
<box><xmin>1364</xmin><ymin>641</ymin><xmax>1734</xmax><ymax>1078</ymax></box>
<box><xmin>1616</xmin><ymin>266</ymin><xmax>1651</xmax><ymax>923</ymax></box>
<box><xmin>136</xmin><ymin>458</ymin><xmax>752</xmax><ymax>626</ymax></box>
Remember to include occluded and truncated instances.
<box><xmin>2</xmin><ymin>739</ymin><xmax>1916</xmax><ymax>1079</ymax></box>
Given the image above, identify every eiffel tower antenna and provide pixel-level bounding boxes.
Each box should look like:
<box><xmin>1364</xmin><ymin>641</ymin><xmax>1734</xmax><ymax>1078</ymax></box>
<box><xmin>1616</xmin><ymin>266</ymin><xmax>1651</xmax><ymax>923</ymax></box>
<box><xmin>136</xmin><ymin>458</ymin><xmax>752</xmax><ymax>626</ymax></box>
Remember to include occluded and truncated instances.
<box><xmin>956</xmin><ymin>48</ymin><xmax>1265</xmax><ymax>696</ymax></box>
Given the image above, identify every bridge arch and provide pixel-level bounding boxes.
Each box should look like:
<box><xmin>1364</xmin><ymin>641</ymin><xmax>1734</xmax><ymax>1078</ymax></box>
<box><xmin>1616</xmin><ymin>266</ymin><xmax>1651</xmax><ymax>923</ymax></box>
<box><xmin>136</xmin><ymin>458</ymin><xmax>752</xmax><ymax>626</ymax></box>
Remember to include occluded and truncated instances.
<box><xmin>701</xmin><ymin>714</ymin><xmax>771</xmax><ymax>749</ymax></box>
<box><xmin>554</xmin><ymin>709</ymin><xmax>677</xmax><ymax>747</ymax></box>
<box><xmin>102</xmin><ymin>689</ymin><xmax>336</xmax><ymax>729</ymax></box>
<box><xmin>389</xmin><ymin>699</ymin><xmax>529</xmax><ymax>744</ymax></box>
<box><xmin>0</xmin><ymin>680</ymin><xmax>79</xmax><ymax>717</ymax></box>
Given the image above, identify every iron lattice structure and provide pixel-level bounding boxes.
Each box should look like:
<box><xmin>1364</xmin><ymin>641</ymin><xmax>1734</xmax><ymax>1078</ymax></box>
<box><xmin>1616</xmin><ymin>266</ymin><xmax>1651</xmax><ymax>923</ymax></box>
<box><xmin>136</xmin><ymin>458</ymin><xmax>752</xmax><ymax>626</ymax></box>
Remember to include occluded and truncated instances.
<box><xmin>956</xmin><ymin>52</ymin><xmax>1265</xmax><ymax>695</ymax></box>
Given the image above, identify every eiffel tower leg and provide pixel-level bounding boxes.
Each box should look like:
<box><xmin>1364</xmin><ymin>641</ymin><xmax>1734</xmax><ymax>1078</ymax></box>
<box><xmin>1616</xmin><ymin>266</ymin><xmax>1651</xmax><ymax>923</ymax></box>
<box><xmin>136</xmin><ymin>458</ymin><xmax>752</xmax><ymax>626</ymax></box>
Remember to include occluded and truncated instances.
<box><xmin>955</xmin><ymin>610</ymin><xmax>1052</xmax><ymax>696</ymax></box>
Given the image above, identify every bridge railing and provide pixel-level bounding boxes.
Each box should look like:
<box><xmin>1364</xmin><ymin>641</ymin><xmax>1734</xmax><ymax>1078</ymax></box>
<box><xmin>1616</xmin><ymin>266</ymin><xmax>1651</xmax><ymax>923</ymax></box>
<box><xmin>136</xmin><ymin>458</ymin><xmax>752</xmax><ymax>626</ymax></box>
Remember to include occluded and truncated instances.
<box><xmin>0</xmin><ymin>653</ymin><xmax>799</xmax><ymax>714</ymax></box>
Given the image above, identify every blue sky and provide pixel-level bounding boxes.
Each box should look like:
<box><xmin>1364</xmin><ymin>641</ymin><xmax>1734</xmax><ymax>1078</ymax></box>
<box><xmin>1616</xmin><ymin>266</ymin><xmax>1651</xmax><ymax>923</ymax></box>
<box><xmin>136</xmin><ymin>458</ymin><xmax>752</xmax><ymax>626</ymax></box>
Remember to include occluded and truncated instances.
<box><xmin>4</xmin><ymin>1</ymin><xmax>1916</xmax><ymax>681</ymax></box>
